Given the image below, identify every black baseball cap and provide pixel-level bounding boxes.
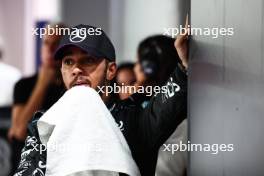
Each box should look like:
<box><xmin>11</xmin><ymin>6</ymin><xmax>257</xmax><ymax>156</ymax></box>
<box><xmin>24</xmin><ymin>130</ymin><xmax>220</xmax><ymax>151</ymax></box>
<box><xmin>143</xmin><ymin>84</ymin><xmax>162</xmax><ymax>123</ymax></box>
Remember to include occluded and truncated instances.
<box><xmin>54</xmin><ymin>24</ymin><xmax>116</xmax><ymax>61</ymax></box>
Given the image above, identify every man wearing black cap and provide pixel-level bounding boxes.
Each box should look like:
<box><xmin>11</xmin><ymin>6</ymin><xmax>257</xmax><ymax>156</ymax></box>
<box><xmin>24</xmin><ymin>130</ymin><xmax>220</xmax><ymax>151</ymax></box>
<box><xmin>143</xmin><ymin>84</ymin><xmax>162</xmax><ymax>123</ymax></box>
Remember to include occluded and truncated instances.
<box><xmin>14</xmin><ymin>24</ymin><xmax>187</xmax><ymax>176</ymax></box>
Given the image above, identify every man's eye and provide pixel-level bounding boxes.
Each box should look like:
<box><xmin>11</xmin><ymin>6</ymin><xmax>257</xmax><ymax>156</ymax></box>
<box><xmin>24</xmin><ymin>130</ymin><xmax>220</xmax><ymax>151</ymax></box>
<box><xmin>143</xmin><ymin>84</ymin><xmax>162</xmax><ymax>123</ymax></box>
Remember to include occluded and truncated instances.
<box><xmin>63</xmin><ymin>59</ymin><xmax>73</xmax><ymax>65</ymax></box>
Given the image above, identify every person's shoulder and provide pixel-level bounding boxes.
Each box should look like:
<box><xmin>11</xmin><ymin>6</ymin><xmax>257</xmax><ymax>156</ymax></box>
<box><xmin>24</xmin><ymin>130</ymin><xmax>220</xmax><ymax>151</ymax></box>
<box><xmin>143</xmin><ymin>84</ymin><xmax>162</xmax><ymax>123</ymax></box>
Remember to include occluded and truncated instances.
<box><xmin>13</xmin><ymin>74</ymin><xmax>38</xmax><ymax>103</ymax></box>
<box><xmin>17</xmin><ymin>73</ymin><xmax>37</xmax><ymax>83</ymax></box>
<box><xmin>15</xmin><ymin>73</ymin><xmax>38</xmax><ymax>88</ymax></box>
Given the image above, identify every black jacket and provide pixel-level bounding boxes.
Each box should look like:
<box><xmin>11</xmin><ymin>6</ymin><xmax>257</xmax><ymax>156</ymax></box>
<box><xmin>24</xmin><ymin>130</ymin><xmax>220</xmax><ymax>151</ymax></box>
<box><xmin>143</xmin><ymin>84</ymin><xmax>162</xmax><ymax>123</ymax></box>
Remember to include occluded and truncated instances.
<box><xmin>14</xmin><ymin>64</ymin><xmax>187</xmax><ymax>176</ymax></box>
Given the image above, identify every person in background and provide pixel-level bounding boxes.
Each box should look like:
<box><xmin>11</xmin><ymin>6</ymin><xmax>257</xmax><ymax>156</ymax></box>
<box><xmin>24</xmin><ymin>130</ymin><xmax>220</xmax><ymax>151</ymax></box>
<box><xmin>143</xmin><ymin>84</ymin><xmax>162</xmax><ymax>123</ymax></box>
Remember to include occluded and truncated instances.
<box><xmin>132</xmin><ymin>34</ymin><xmax>188</xmax><ymax>176</ymax></box>
<box><xmin>116</xmin><ymin>62</ymin><xmax>136</xmax><ymax>100</ymax></box>
<box><xmin>133</xmin><ymin>35</ymin><xmax>182</xmax><ymax>107</ymax></box>
<box><xmin>134</xmin><ymin>35</ymin><xmax>180</xmax><ymax>87</ymax></box>
<box><xmin>7</xmin><ymin>23</ymin><xmax>65</xmax><ymax>174</ymax></box>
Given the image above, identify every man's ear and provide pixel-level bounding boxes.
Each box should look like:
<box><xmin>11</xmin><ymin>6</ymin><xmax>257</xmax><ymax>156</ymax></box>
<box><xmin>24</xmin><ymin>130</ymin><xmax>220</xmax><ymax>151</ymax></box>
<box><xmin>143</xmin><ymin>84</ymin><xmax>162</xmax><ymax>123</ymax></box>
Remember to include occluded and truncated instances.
<box><xmin>106</xmin><ymin>61</ymin><xmax>117</xmax><ymax>81</ymax></box>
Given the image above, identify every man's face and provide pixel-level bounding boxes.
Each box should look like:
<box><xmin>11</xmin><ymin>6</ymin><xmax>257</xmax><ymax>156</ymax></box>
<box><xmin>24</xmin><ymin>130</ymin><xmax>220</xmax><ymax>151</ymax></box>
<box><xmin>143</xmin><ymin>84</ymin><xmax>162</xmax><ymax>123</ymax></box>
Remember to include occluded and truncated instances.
<box><xmin>60</xmin><ymin>46</ymin><xmax>116</xmax><ymax>90</ymax></box>
<box><xmin>41</xmin><ymin>34</ymin><xmax>61</xmax><ymax>67</ymax></box>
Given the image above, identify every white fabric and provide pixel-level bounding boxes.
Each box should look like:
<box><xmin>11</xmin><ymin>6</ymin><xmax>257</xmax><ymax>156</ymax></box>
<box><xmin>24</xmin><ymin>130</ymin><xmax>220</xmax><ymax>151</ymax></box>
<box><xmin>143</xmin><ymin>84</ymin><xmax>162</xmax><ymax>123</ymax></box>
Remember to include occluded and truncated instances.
<box><xmin>155</xmin><ymin>119</ymin><xmax>187</xmax><ymax>176</ymax></box>
<box><xmin>0</xmin><ymin>62</ymin><xmax>21</xmax><ymax>107</ymax></box>
<box><xmin>37</xmin><ymin>86</ymin><xmax>140</xmax><ymax>176</ymax></box>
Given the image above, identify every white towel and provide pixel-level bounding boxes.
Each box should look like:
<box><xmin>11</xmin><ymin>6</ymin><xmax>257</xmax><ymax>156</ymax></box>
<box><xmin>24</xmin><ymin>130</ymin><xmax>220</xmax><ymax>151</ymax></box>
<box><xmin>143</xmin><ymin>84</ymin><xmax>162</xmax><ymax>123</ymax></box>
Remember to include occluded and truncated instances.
<box><xmin>37</xmin><ymin>86</ymin><xmax>140</xmax><ymax>176</ymax></box>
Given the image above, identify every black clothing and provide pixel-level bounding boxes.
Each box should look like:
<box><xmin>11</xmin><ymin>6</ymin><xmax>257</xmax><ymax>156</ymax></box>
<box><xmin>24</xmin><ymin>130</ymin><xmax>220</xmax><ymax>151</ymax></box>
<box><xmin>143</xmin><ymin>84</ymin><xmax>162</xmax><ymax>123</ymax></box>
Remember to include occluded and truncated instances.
<box><xmin>14</xmin><ymin>65</ymin><xmax>187</xmax><ymax>176</ymax></box>
<box><xmin>14</xmin><ymin>74</ymin><xmax>65</xmax><ymax>110</ymax></box>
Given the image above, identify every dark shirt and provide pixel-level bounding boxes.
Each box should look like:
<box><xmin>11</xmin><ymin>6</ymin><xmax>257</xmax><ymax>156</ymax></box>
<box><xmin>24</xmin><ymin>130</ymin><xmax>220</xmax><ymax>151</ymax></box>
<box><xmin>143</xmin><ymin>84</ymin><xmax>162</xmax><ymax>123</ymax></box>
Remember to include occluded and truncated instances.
<box><xmin>14</xmin><ymin>74</ymin><xmax>65</xmax><ymax>110</ymax></box>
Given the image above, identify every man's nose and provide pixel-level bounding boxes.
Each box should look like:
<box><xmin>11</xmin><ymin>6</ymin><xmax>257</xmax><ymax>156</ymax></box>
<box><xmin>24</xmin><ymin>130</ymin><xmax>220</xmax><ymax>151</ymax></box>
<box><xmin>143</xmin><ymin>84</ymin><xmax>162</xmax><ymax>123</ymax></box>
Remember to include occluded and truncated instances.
<box><xmin>72</xmin><ymin>65</ymin><xmax>83</xmax><ymax>76</ymax></box>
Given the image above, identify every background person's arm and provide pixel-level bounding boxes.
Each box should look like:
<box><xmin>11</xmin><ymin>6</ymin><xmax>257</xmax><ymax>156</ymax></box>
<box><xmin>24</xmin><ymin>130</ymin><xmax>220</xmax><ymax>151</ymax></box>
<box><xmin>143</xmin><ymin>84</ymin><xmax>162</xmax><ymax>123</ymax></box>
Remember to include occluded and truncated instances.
<box><xmin>8</xmin><ymin>65</ymin><xmax>55</xmax><ymax>141</ymax></box>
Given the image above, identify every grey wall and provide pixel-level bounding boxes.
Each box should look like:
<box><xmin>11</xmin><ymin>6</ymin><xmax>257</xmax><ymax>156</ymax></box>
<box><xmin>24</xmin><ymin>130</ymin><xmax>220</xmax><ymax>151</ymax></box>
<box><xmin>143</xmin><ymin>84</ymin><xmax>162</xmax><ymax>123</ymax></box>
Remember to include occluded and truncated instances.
<box><xmin>189</xmin><ymin>0</ymin><xmax>264</xmax><ymax>175</ymax></box>
<box><xmin>0</xmin><ymin>0</ymin><xmax>25</xmax><ymax>71</ymax></box>
<box><xmin>61</xmin><ymin>0</ymin><xmax>110</xmax><ymax>34</ymax></box>
<box><xmin>60</xmin><ymin>0</ymin><xmax>187</xmax><ymax>64</ymax></box>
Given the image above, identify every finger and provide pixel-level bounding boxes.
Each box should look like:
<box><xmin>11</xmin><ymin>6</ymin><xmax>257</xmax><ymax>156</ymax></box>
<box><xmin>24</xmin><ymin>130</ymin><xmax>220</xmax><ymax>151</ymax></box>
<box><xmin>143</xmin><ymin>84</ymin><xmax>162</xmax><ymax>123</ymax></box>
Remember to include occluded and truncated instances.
<box><xmin>179</xmin><ymin>14</ymin><xmax>190</xmax><ymax>38</ymax></box>
<box><xmin>176</xmin><ymin>32</ymin><xmax>188</xmax><ymax>46</ymax></box>
<box><xmin>185</xmin><ymin>13</ymin><xmax>189</xmax><ymax>29</ymax></box>
<box><xmin>183</xmin><ymin>14</ymin><xmax>190</xmax><ymax>37</ymax></box>
<box><xmin>174</xmin><ymin>14</ymin><xmax>190</xmax><ymax>48</ymax></box>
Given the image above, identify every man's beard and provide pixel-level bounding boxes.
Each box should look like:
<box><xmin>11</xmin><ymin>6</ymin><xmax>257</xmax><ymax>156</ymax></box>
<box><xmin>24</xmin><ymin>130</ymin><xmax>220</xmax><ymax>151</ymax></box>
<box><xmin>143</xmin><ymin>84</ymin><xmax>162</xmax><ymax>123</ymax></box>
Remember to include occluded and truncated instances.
<box><xmin>96</xmin><ymin>66</ymin><xmax>110</xmax><ymax>97</ymax></box>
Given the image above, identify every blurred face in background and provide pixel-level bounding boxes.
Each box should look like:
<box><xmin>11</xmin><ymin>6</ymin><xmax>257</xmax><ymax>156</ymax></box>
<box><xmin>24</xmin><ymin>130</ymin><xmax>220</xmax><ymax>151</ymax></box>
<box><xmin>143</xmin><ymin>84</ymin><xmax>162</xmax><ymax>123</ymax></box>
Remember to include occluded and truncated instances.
<box><xmin>116</xmin><ymin>68</ymin><xmax>135</xmax><ymax>87</ymax></box>
<box><xmin>116</xmin><ymin>66</ymin><xmax>136</xmax><ymax>100</ymax></box>
<box><xmin>41</xmin><ymin>33</ymin><xmax>61</xmax><ymax>67</ymax></box>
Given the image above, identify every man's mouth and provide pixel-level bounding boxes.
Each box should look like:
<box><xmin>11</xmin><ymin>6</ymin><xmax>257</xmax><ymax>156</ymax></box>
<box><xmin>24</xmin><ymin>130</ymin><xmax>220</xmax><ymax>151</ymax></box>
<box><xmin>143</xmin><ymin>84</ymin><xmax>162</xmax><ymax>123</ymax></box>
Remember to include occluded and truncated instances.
<box><xmin>74</xmin><ymin>82</ymin><xmax>88</xmax><ymax>86</ymax></box>
<box><xmin>71</xmin><ymin>79</ymin><xmax>91</xmax><ymax>87</ymax></box>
